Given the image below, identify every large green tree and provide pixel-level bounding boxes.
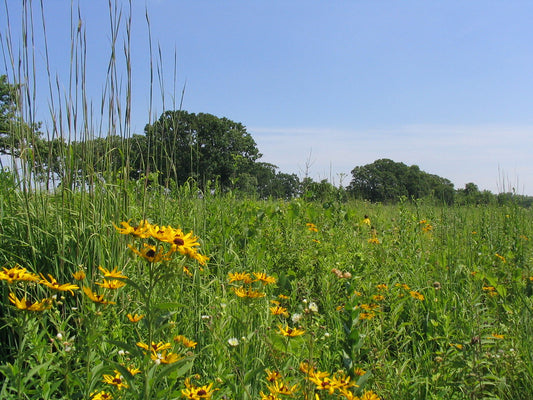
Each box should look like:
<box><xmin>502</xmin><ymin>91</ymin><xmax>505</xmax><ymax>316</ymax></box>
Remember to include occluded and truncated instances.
<box><xmin>348</xmin><ymin>158</ymin><xmax>455</xmax><ymax>203</ymax></box>
<box><xmin>143</xmin><ymin>110</ymin><xmax>261</xmax><ymax>188</ymax></box>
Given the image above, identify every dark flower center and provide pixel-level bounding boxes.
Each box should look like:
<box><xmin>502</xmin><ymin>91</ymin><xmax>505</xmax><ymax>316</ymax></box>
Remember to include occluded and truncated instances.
<box><xmin>173</xmin><ymin>237</ymin><xmax>185</xmax><ymax>246</ymax></box>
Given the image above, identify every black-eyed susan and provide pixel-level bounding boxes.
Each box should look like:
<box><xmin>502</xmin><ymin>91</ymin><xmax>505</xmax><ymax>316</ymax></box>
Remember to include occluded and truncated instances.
<box><xmin>8</xmin><ymin>293</ymin><xmax>52</xmax><ymax>311</ymax></box>
<box><xmin>306</xmin><ymin>222</ymin><xmax>318</xmax><ymax>232</ymax></box>
<box><xmin>267</xmin><ymin>380</ymin><xmax>299</xmax><ymax>396</ymax></box>
<box><xmin>277</xmin><ymin>324</ymin><xmax>305</xmax><ymax>337</ymax></box>
<box><xmin>72</xmin><ymin>270</ymin><xmax>86</xmax><ymax>281</ymax></box>
<box><xmin>136</xmin><ymin>341</ymin><xmax>172</xmax><ymax>354</ymax></box>
<box><xmin>126</xmin><ymin>313</ymin><xmax>144</xmax><ymax>323</ymax></box>
<box><xmin>270</xmin><ymin>305</ymin><xmax>289</xmax><ymax>317</ymax></box>
<box><xmin>409</xmin><ymin>290</ymin><xmax>425</xmax><ymax>301</ymax></box>
<box><xmin>98</xmin><ymin>266</ymin><xmax>128</xmax><ymax>279</ymax></box>
<box><xmin>232</xmin><ymin>286</ymin><xmax>265</xmax><ymax>298</ymax></box>
<box><xmin>113</xmin><ymin>220</ymin><xmax>151</xmax><ymax>238</ymax></box>
<box><xmin>95</xmin><ymin>279</ymin><xmax>126</xmax><ymax>289</ymax></box>
<box><xmin>174</xmin><ymin>335</ymin><xmax>197</xmax><ymax>348</ymax></box>
<box><xmin>151</xmin><ymin>349</ymin><xmax>182</xmax><ymax>364</ymax></box>
<box><xmin>265</xmin><ymin>369</ymin><xmax>282</xmax><ymax>382</ymax></box>
<box><xmin>182</xmin><ymin>377</ymin><xmax>217</xmax><ymax>399</ymax></box>
<box><xmin>90</xmin><ymin>391</ymin><xmax>113</xmax><ymax>400</ymax></box>
<box><xmin>228</xmin><ymin>272</ymin><xmax>253</xmax><ymax>284</ymax></box>
<box><xmin>39</xmin><ymin>274</ymin><xmax>79</xmax><ymax>296</ymax></box>
<box><xmin>0</xmin><ymin>265</ymin><xmax>39</xmax><ymax>284</ymax></box>
<box><xmin>128</xmin><ymin>243</ymin><xmax>174</xmax><ymax>263</ymax></box>
<box><xmin>253</xmin><ymin>272</ymin><xmax>277</xmax><ymax>285</ymax></box>
<box><xmin>83</xmin><ymin>287</ymin><xmax>116</xmax><ymax>305</ymax></box>
<box><xmin>102</xmin><ymin>371</ymin><xmax>128</xmax><ymax>390</ymax></box>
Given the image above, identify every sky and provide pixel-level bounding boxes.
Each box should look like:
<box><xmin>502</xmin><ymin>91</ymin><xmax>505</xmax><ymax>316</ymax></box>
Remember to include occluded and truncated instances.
<box><xmin>2</xmin><ymin>1</ymin><xmax>533</xmax><ymax>194</ymax></box>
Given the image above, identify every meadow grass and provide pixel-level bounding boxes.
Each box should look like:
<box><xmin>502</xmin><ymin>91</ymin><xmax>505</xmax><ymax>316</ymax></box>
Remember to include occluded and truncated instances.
<box><xmin>1</xmin><ymin>2</ymin><xmax>533</xmax><ymax>399</ymax></box>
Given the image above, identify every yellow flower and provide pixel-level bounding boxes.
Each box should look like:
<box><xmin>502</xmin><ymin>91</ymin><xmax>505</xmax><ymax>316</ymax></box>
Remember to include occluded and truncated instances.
<box><xmin>278</xmin><ymin>294</ymin><xmax>290</xmax><ymax>300</ymax></box>
<box><xmin>182</xmin><ymin>377</ymin><xmax>217</xmax><ymax>399</ymax></box>
<box><xmin>232</xmin><ymin>286</ymin><xmax>265</xmax><ymax>298</ymax></box>
<box><xmin>0</xmin><ymin>265</ymin><xmax>39</xmax><ymax>284</ymax></box>
<box><xmin>136</xmin><ymin>341</ymin><xmax>172</xmax><ymax>353</ymax></box>
<box><xmin>128</xmin><ymin>243</ymin><xmax>174</xmax><ymax>263</ymax></box>
<box><xmin>449</xmin><ymin>343</ymin><xmax>463</xmax><ymax>350</ymax></box>
<box><xmin>8</xmin><ymin>293</ymin><xmax>52</xmax><ymax>311</ymax></box>
<box><xmin>127</xmin><ymin>366</ymin><xmax>141</xmax><ymax>376</ymax></box>
<box><xmin>39</xmin><ymin>274</ymin><xmax>79</xmax><ymax>296</ymax></box>
<box><xmin>265</xmin><ymin>369</ymin><xmax>282</xmax><ymax>382</ymax></box>
<box><xmin>367</xmin><ymin>237</ymin><xmax>380</xmax><ymax>244</ymax></box>
<box><xmin>259</xmin><ymin>391</ymin><xmax>282</xmax><ymax>400</ymax></box>
<box><xmin>174</xmin><ymin>335</ymin><xmax>197</xmax><ymax>348</ymax></box>
<box><xmin>362</xmin><ymin>216</ymin><xmax>371</xmax><ymax>226</ymax></box>
<box><xmin>409</xmin><ymin>291</ymin><xmax>425</xmax><ymax>301</ymax></box>
<box><xmin>151</xmin><ymin>350</ymin><xmax>182</xmax><ymax>364</ymax></box>
<box><xmin>359</xmin><ymin>312</ymin><xmax>375</xmax><ymax>320</ymax></box>
<box><xmin>102</xmin><ymin>371</ymin><xmax>128</xmax><ymax>390</ymax></box>
<box><xmin>113</xmin><ymin>220</ymin><xmax>151</xmax><ymax>238</ymax></box>
<box><xmin>83</xmin><ymin>286</ymin><xmax>116</xmax><ymax>305</ymax></box>
<box><xmin>90</xmin><ymin>391</ymin><xmax>113</xmax><ymax>400</ymax></box>
<box><xmin>353</xmin><ymin>367</ymin><xmax>366</xmax><ymax>376</ymax></box>
<box><xmin>253</xmin><ymin>272</ymin><xmax>277</xmax><ymax>285</ymax></box>
<box><xmin>306</xmin><ymin>222</ymin><xmax>318</xmax><ymax>232</ymax></box>
<box><xmin>360</xmin><ymin>390</ymin><xmax>381</xmax><ymax>400</ymax></box>
<box><xmin>277</xmin><ymin>324</ymin><xmax>305</xmax><ymax>337</ymax></box>
<box><xmin>95</xmin><ymin>279</ymin><xmax>126</xmax><ymax>289</ymax></box>
<box><xmin>267</xmin><ymin>380</ymin><xmax>299</xmax><ymax>396</ymax></box>
<box><xmin>376</xmin><ymin>284</ymin><xmax>388</xmax><ymax>291</ymax></box>
<box><xmin>395</xmin><ymin>283</ymin><xmax>410</xmax><ymax>290</ymax></box>
<box><xmin>495</xmin><ymin>253</ymin><xmax>507</xmax><ymax>263</ymax></box>
<box><xmin>126</xmin><ymin>313</ymin><xmax>144</xmax><ymax>323</ymax></box>
<box><xmin>72</xmin><ymin>270</ymin><xmax>86</xmax><ymax>281</ymax></box>
<box><xmin>491</xmin><ymin>333</ymin><xmax>505</xmax><ymax>339</ymax></box>
<box><xmin>270</xmin><ymin>306</ymin><xmax>289</xmax><ymax>317</ymax></box>
<box><xmin>98</xmin><ymin>266</ymin><xmax>128</xmax><ymax>279</ymax></box>
<box><xmin>228</xmin><ymin>272</ymin><xmax>253</xmax><ymax>284</ymax></box>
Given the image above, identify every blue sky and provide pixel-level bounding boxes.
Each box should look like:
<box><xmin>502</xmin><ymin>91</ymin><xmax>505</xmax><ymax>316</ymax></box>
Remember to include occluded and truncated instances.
<box><xmin>2</xmin><ymin>1</ymin><xmax>533</xmax><ymax>193</ymax></box>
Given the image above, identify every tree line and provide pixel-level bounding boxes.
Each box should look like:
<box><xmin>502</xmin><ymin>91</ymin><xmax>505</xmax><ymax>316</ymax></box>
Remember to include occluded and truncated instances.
<box><xmin>1</xmin><ymin>75</ymin><xmax>531</xmax><ymax>206</ymax></box>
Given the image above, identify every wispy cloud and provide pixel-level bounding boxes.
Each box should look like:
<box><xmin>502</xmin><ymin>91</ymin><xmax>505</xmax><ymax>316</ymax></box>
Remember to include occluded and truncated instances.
<box><xmin>250</xmin><ymin>124</ymin><xmax>533</xmax><ymax>193</ymax></box>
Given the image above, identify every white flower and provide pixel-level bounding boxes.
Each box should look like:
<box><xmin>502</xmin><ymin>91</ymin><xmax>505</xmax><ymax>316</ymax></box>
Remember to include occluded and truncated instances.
<box><xmin>56</xmin><ymin>333</ymin><xmax>63</xmax><ymax>340</ymax></box>
<box><xmin>118</xmin><ymin>350</ymin><xmax>125</xmax><ymax>356</ymax></box>
<box><xmin>308</xmin><ymin>302</ymin><xmax>318</xmax><ymax>313</ymax></box>
<box><xmin>291</xmin><ymin>313</ymin><xmax>303</xmax><ymax>324</ymax></box>
<box><xmin>228</xmin><ymin>337</ymin><xmax>239</xmax><ymax>347</ymax></box>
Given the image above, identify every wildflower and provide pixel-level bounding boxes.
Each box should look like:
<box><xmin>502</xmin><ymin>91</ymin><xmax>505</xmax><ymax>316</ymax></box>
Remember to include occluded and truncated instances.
<box><xmin>372</xmin><ymin>295</ymin><xmax>385</xmax><ymax>302</ymax></box>
<box><xmin>127</xmin><ymin>366</ymin><xmax>141</xmax><ymax>376</ymax></box>
<box><xmin>127</xmin><ymin>313</ymin><xmax>144</xmax><ymax>323</ymax></box>
<box><xmin>491</xmin><ymin>333</ymin><xmax>505</xmax><ymax>339</ymax></box>
<box><xmin>360</xmin><ymin>390</ymin><xmax>381</xmax><ymax>400</ymax></box>
<box><xmin>359</xmin><ymin>312</ymin><xmax>375</xmax><ymax>320</ymax></box>
<box><xmin>265</xmin><ymin>369</ymin><xmax>282</xmax><ymax>382</ymax></box>
<box><xmin>8</xmin><ymin>293</ymin><xmax>52</xmax><ymax>311</ymax></box>
<box><xmin>253</xmin><ymin>272</ymin><xmax>277</xmax><ymax>285</ymax></box>
<box><xmin>103</xmin><ymin>371</ymin><xmax>128</xmax><ymax>390</ymax></box>
<box><xmin>136</xmin><ymin>341</ymin><xmax>172</xmax><ymax>354</ymax></box>
<box><xmin>329</xmin><ymin>371</ymin><xmax>358</xmax><ymax>392</ymax></box>
<box><xmin>232</xmin><ymin>286</ymin><xmax>265</xmax><ymax>298</ymax></box>
<box><xmin>98</xmin><ymin>266</ymin><xmax>128</xmax><ymax>279</ymax></box>
<box><xmin>482</xmin><ymin>285</ymin><xmax>498</xmax><ymax>296</ymax></box>
<box><xmin>278</xmin><ymin>294</ymin><xmax>290</xmax><ymax>300</ymax></box>
<box><xmin>128</xmin><ymin>243</ymin><xmax>174</xmax><ymax>263</ymax></box>
<box><xmin>228</xmin><ymin>337</ymin><xmax>239</xmax><ymax>347</ymax></box>
<box><xmin>259</xmin><ymin>391</ymin><xmax>281</xmax><ymax>400</ymax></box>
<box><xmin>228</xmin><ymin>272</ymin><xmax>253</xmax><ymax>284</ymax></box>
<box><xmin>113</xmin><ymin>220</ymin><xmax>151</xmax><ymax>238</ymax></box>
<box><xmin>367</xmin><ymin>237</ymin><xmax>380</xmax><ymax>244</ymax></box>
<box><xmin>95</xmin><ymin>279</ymin><xmax>126</xmax><ymax>289</ymax></box>
<box><xmin>306</xmin><ymin>222</ymin><xmax>318</xmax><ymax>232</ymax></box>
<box><xmin>362</xmin><ymin>216</ymin><xmax>371</xmax><ymax>226</ymax></box>
<box><xmin>174</xmin><ymin>335</ymin><xmax>197</xmax><ymax>348</ymax></box>
<box><xmin>277</xmin><ymin>325</ymin><xmax>305</xmax><ymax>337</ymax></box>
<box><xmin>267</xmin><ymin>380</ymin><xmax>299</xmax><ymax>396</ymax></box>
<box><xmin>182</xmin><ymin>377</ymin><xmax>216</xmax><ymax>399</ymax></box>
<box><xmin>72</xmin><ymin>270</ymin><xmax>86</xmax><ymax>280</ymax></box>
<box><xmin>83</xmin><ymin>287</ymin><xmax>116</xmax><ymax>305</ymax></box>
<box><xmin>353</xmin><ymin>367</ymin><xmax>366</xmax><ymax>376</ymax></box>
<box><xmin>291</xmin><ymin>313</ymin><xmax>303</xmax><ymax>324</ymax></box>
<box><xmin>409</xmin><ymin>291</ymin><xmax>425</xmax><ymax>301</ymax></box>
<box><xmin>270</xmin><ymin>306</ymin><xmax>289</xmax><ymax>317</ymax></box>
<box><xmin>308</xmin><ymin>302</ymin><xmax>319</xmax><ymax>313</ymax></box>
<box><xmin>0</xmin><ymin>265</ymin><xmax>39</xmax><ymax>284</ymax></box>
<box><xmin>152</xmin><ymin>350</ymin><xmax>182</xmax><ymax>364</ymax></box>
<box><xmin>450</xmin><ymin>343</ymin><xmax>463</xmax><ymax>350</ymax></box>
<box><xmin>39</xmin><ymin>274</ymin><xmax>79</xmax><ymax>296</ymax></box>
<box><xmin>90</xmin><ymin>391</ymin><xmax>113</xmax><ymax>400</ymax></box>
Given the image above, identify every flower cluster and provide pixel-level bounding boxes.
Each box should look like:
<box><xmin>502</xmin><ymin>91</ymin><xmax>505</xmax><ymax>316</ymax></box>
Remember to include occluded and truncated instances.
<box><xmin>228</xmin><ymin>271</ymin><xmax>276</xmax><ymax>298</ymax></box>
<box><xmin>115</xmin><ymin>220</ymin><xmax>209</xmax><ymax>266</ymax></box>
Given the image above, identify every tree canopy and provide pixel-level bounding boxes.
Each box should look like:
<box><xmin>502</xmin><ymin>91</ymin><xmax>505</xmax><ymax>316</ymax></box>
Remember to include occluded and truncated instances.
<box><xmin>347</xmin><ymin>158</ymin><xmax>455</xmax><ymax>204</ymax></box>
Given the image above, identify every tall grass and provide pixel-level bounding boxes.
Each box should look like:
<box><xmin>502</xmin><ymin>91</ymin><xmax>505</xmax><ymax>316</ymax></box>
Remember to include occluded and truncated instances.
<box><xmin>1</xmin><ymin>2</ymin><xmax>533</xmax><ymax>400</ymax></box>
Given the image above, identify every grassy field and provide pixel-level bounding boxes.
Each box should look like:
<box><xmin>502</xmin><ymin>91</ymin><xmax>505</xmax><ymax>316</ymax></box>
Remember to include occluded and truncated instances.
<box><xmin>1</xmin><ymin>176</ymin><xmax>532</xmax><ymax>400</ymax></box>
<box><xmin>1</xmin><ymin>3</ymin><xmax>533</xmax><ymax>398</ymax></box>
